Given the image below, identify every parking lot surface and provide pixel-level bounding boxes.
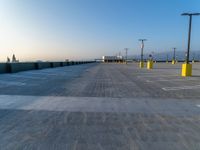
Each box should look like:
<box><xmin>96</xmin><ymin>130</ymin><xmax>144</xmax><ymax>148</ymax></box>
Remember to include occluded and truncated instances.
<box><xmin>0</xmin><ymin>62</ymin><xmax>200</xmax><ymax>150</ymax></box>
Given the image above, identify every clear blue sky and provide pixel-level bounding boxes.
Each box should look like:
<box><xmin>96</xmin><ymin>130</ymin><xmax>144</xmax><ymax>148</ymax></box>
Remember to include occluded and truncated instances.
<box><xmin>0</xmin><ymin>0</ymin><xmax>200</xmax><ymax>61</ymax></box>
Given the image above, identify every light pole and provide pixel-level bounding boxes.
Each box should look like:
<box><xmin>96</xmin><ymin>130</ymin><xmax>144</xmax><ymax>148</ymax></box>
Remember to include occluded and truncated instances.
<box><xmin>181</xmin><ymin>12</ymin><xmax>200</xmax><ymax>76</ymax></box>
<box><xmin>166</xmin><ymin>54</ymin><xmax>169</xmax><ymax>63</ymax></box>
<box><xmin>192</xmin><ymin>53</ymin><xmax>195</xmax><ymax>63</ymax></box>
<box><xmin>138</xmin><ymin>39</ymin><xmax>147</xmax><ymax>68</ymax></box>
<box><xmin>151</xmin><ymin>51</ymin><xmax>155</xmax><ymax>62</ymax></box>
<box><xmin>182</xmin><ymin>13</ymin><xmax>200</xmax><ymax>63</ymax></box>
<box><xmin>172</xmin><ymin>47</ymin><xmax>176</xmax><ymax>64</ymax></box>
<box><xmin>124</xmin><ymin>48</ymin><xmax>128</xmax><ymax>64</ymax></box>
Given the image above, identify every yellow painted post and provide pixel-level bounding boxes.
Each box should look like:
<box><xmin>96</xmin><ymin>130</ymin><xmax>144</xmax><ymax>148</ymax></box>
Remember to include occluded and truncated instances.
<box><xmin>139</xmin><ymin>61</ymin><xmax>144</xmax><ymax>68</ymax></box>
<box><xmin>172</xmin><ymin>60</ymin><xmax>175</xmax><ymax>64</ymax></box>
<box><xmin>147</xmin><ymin>60</ymin><xmax>153</xmax><ymax>69</ymax></box>
<box><xmin>181</xmin><ymin>63</ymin><xmax>192</xmax><ymax>77</ymax></box>
<box><xmin>166</xmin><ymin>61</ymin><xmax>168</xmax><ymax>63</ymax></box>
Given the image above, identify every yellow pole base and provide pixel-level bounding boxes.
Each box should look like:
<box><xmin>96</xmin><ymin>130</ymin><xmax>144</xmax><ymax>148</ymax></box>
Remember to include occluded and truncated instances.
<box><xmin>139</xmin><ymin>61</ymin><xmax>144</xmax><ymax>68</ymax></box>
<box><xmin>181</xmin><ymin>63</ymin><xmax>192</xmax><ymax>77</ymax></box>
<box><xmin>166</xmin><ymin>61</ymin><xmax>168</xmax><ymax>63</ymax></box>
<box><xmin>147</xmin><ymin>60</ymin><xmax>153</xmax><ymax>69</ymax></box>
<box><xmin>172</xmin><ymin>60</ymin><xmax>175</xmax><ymax>65</ymax></box>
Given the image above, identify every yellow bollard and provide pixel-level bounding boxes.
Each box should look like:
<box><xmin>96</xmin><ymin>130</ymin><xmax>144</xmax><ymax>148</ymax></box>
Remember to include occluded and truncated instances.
<box><xmin>172</xmin><ymin>60</ymin><xmax>176</xmax><ymax>64</ymax></box>
<box><xmin>147</xmin><ymin>60</ymin><xmax>153</xmax><ymax>69</ymax></box>
<box><xmin>139</xmin><ymin>61</ymin><xmax>144</xmax><ymax>68</ymax></box>
<box><xmin>181</xmin><ymin>63</ymin><xmax>192</xmax><ymax>77</ymax></box>
<box><xmin>166</xmin><ymin>61</ymin><xmax>169</xmax><ymax>63</ymax></box>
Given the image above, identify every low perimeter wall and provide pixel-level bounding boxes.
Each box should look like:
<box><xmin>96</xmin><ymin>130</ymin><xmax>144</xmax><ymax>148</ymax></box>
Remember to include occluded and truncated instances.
<box><xmin>10</xmin><ymin>63</ymin><xmax>36</xmax><ymax>73</ymax></box>
<box><xmin>0</xmin><ymin>63</ymin><xmax>8</xmax><ymax>73</ymax></box>
<box><xmin>0</xmin><ymin>61</ymin><xmax>95</xmax><ymax>74</ymax></box>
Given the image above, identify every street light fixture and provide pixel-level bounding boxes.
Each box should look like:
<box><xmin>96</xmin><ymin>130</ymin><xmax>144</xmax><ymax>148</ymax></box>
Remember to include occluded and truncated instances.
<box><xmin>181</xmin><ymin>12</ymin><xmax>200</xmax><ymax>76</ymax></box>
<box><xmin>138</xmin><ymin>39</ymin><xmax>147</xmax><ymax>68</ymax></box>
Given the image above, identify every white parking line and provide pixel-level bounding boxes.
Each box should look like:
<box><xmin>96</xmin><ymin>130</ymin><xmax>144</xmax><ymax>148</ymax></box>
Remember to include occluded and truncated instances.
<box><xmin>146</xmin><ymin>78</ymin><xmax>199</xmax><ymax>83</ymax></box>
<box><xmin>157</xmin><ymin>79</ymin><xmax>197</xmax><ymax>82</ymax></box>
<box><xmin>134</xmin><ymin>72</ymin><xmax>157</xmax><ymax>75</ymax></box>
<box><xmin>197</xmin><ymin>105</ymin><xmax>200</xmax><ymax>108</ymax></box>
<box><xmin>145</xmin><ymin>80</ymin><xmax>153</xmax><ymax>83</ymax></box>
<box><xmin>28</xmin><ymin>71</ymin><xmax>74</xmax><ymax>76</ymax></box>
<box><xmin>137</xmin><ymin>75</ymin><xmax>177</xmax><ymax>78</ymax></box>
<box><xmin>0</xmin><ymin>81</ymin><xmax>26</xmax><ymax>87</ymax></box>
<box><xmin>162</xmin><ymin>85</ymin><xmax>200</xmax><ymax>91</ymax></box>
<box><xmin>25</xmin><ymin>72</ymin><xmax>60</xmax><ymax>76</ymax></box>
<box><xmin>10</xmin><ymin>75</ymin><xmax>46</xmax><ymax>80</ymax></box>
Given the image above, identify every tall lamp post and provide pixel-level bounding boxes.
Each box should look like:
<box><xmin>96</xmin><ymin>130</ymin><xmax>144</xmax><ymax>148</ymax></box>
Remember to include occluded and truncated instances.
<box><xmin>181</xmin><ymin>13</ymin><xmax>200</xmax><ymax>76</ymax></box>
<box><xmin>192</xmin><ymin>53</ymin><xmax>195</xmax><ymax>63</ymax></box>
<box><xmin>138</xmin><ymin>39</ymin><xmax>147</xmax><ymax>68</ymax></box>
<box><xmin>166</xmin><ymin>54</ymin><xmax>169</xmax><ymax>63</ymax></box>
<box><xmin>172</xmin><ymin>47</ymin><xmax>176</xmax><ymax>64</ymax></box>
<box><xmin>124</xmin><ymin>48</ymin><xmax>128</xmax><ymax>64</ymax></box>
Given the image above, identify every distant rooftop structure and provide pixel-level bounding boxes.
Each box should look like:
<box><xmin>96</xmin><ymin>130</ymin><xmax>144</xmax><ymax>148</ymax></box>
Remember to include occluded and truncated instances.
<box><xmin>12</xmin><ymin>54</ymin><xmax>19</xmax><ymax>63</ymax></box>
<box><xmin>102</xmin><ymin>55</ymin><xmax>123</xmax><ymax>63</ymax></box>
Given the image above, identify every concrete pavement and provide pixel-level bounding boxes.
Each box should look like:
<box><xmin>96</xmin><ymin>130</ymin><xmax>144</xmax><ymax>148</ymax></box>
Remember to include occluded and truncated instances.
<box><xmin>0</xmin><ymin>63</ymin><xmax>200</xmax><ymax>150</ymax></box>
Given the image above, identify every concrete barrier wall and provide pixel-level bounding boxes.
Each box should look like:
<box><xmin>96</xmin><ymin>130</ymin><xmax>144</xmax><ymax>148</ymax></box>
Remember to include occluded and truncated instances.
<box><xmin>52</xmin><ymin>62</ymin><xmax>61</xmax><ymax>68</ymax></box>
<box><xmin>0</xmin><ymin>63</ymin><xmax>8</xmax><ymax>73</ymax></box>
<box><xmin>60</xmin><ymin>62</ymin><xmax>64</xmax><ymax>67</ymax></box>
<box><xmin>63</xmin><ymin>62</ymin><xmax>69</xmax><ymax>66</ymax></box>
<box><xmin>10</xmin><ymin>63</ymin><xmax>36</xmax><ymax>73</ymax></box>
<box><xmin>37</xmin><ymin>62</ymin><xmax>51</xmax><ymax>69</ymax></box>
<box><xmin>0</xmin><ymin>61</ymin><xmax>95</xmax><ymax>74</ymax></box>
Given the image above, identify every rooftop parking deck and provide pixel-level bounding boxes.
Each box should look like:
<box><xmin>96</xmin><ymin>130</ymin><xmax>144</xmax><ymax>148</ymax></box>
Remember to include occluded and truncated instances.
<box><xmin>0</xmin><ymin>62</ymin><xmax>200</xmax><ymax>150</ymax></box>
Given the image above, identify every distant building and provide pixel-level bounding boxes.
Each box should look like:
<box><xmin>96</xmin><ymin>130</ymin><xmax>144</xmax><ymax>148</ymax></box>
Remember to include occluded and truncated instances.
<box><xmin>7</xmin><ymin>57</ymin><xmax>10</xmax><ymax>63</ymax></box>
<box><xmin>12</xmin><ymin>54</ymin><xmax>19</xmax><ymax>63</ymax></box>
<box><xmin>36</xmin><ymin>60</ymin><xmax>43</xmax><ymax>62</ymax></box>
<box><xmin>102</xmin><ymin>56</ymin><xmax>123</xmax><ymax>63</ymax></box>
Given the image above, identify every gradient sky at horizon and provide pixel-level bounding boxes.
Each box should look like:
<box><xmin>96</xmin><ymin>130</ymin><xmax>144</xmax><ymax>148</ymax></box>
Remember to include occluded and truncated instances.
<box><xmin>0</xmin><ymin>0</ymin><xmax>200</xmax><ymax>61</ymax></box>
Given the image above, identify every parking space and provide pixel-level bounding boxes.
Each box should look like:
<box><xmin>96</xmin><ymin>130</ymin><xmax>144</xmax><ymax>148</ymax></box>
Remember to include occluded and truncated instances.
<box><xmin>127</xmin><ymin>63</ymin><xmax>200</xmax><ymax>96</ymax></box>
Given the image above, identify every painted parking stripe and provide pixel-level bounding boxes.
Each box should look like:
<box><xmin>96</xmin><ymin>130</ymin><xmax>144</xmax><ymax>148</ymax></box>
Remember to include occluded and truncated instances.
<box><xmin>25</xmin><ymin>72</ymin><xmax>61</xmax><ymax>76</ymax></box>
<box><xmin>157</xmin><ymin>78</ymin><xmax>198</xmax><ymax>82</ymax></box>
<box><xmin>0</xmin><ymin>81</ymin><xmax>26</xmax><ymax>87</ymax></box>
<box><xmin>10</xmin><ymin>75</ymin><xmax>46</xmax><ymax>80</ymax></box>
<box><xmin>197</xmin><ymin>105</ymin><xmax>200</xmax><ymax>108</ymax></box>
<box><xmin>162</xmin><ymin>85</ymin><xmax>200</xmax><ymax>91</ymax></box>
<box><xmin>137</xmin><ymin>75</ymin><xmax>177</xmax><ymax>78</ymax></box>
<box><xmin>133</xmin><ymin>72</ymin><xmax>157</xmax><ymax>75</ymax></box>
<box><xmin>145</xmin><ymin>80</ymin><xmax>153</xmax><ymax>83</ymax></box>
<box><xmin>146</xmin><ymin>78</ymin><xmax>199</xmax><ymax>83</ymax></box>
<box><xmin>26</xmin><ymin>72</ymin><xmax>70</xmax><ymax>76</ymax></box>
